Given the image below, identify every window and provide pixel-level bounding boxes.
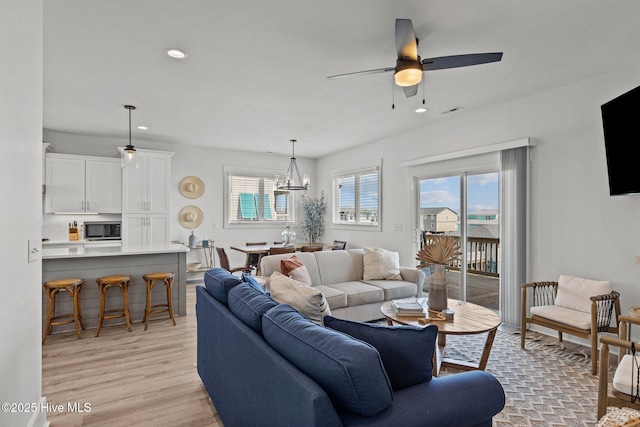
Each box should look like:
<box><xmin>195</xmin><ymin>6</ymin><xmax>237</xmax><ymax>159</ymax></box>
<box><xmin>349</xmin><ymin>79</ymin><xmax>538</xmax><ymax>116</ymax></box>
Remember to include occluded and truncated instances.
<box><xmin>332</xmin><ymin>162</ymin><xmax>380</xmax><ymax>228</ymax></box>
<box><xmin>225</xmin><ymin>168</ymin><xmax>294</xmax><ymax>227</ymax></box>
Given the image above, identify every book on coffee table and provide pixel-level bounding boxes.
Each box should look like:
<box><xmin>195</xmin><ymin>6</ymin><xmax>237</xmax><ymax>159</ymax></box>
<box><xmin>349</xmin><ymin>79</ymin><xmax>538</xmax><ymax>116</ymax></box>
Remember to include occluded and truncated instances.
<box><xmin>391</xmin><ymin>298</ymin><xmax>426</xmax><ymax>316</ymax></box>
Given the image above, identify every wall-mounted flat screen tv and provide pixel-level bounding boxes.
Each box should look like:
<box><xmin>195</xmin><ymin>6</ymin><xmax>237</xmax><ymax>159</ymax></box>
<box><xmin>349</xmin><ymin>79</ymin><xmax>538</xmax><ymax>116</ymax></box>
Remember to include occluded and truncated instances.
<box><xmin>601</xmin><ymin>84</ymin><xmax>640</xmax><ymax>196</ymax></box>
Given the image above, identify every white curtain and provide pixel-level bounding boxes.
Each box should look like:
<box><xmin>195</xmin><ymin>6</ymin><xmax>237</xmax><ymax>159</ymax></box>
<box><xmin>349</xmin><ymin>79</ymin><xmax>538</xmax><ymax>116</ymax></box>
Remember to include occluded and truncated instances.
<box><xmin>499</xmin><ymin>146</ymin><xmax>529</xmax><ymax>327</ymax></box>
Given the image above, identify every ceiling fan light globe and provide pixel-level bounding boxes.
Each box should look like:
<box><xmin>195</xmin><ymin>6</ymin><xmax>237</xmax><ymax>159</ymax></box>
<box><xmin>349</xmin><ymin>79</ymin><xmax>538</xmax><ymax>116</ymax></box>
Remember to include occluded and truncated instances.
<box><xmin>394</xmin><ymin>68</ymin><xmax>422</xmax><ymax>86</ymax></box>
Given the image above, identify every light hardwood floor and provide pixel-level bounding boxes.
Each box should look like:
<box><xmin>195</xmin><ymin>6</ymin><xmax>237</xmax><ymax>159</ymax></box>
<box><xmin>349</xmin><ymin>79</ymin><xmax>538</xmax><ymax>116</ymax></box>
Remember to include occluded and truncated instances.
<box><xmin>42</xmin><ymin>281</ymin><xmax>222</xmax><ymax>427</ymax></box>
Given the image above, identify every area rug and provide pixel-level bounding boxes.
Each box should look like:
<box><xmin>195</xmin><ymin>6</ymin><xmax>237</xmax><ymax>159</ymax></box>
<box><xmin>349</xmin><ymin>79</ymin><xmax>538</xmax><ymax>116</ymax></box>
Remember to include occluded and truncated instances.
<box><xmin>440</xmin><ymin>329</ymin><xmax>609</xmax><ymax>426</ymax></box>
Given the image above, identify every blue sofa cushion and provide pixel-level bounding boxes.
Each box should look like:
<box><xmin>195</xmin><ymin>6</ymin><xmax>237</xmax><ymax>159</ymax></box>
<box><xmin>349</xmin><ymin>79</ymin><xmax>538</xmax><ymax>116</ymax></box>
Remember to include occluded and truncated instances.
<box><xmin>204</xmin><ymin>267</ymin><xmax>242</xmax><ymax>306</ymax></box>
<box><xmin>324</xmin><ymin>316</ymin><xmax>437</xmax><ymax>391</ymax></box>
<box><xmin>228</xmin><ymin>283</ymin><xmax>278</xmax><ymax>336</ymax></box>
<box><xmin>262</xmin><ymin>304</ymin><xmax>392</xmax><ymax>417</ymax></box>
<box><xmin>242</xmin><ymin>273</ymin><xmax>266</xmax><ymax>293</ymax></box>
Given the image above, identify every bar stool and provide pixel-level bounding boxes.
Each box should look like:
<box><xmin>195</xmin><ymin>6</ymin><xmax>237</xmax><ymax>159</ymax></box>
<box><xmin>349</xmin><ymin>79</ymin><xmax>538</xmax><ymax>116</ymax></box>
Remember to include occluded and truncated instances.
<box><xmin>142</xmin><ymin>272</ymin><xmax>176</xmax><ymax>330</ymax></box>
<box><xmin>42</xmin><ymin>278</ymin><xmax>85</xmax><ymax>344</ymax></box>
<box><xmin>95</xmin><ymin>275</ymin><xmax>132</xmax><ymax>337</ymax></box>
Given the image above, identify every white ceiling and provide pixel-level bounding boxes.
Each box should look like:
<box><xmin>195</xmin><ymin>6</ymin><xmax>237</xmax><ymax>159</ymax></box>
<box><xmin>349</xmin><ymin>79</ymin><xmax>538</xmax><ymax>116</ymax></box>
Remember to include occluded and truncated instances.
<box><xmin>43</xmin><ymin>0</ymin><xmax>640</xmax><ymax>159</ymax></box>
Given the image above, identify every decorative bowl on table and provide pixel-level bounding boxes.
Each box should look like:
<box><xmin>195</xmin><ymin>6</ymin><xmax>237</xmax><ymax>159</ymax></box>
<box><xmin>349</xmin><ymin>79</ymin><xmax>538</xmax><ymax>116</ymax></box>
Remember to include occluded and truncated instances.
<box><xmin>187</xmin><ymin>262</ymin><xmax>202</xmax><ymax>271</ymax></box>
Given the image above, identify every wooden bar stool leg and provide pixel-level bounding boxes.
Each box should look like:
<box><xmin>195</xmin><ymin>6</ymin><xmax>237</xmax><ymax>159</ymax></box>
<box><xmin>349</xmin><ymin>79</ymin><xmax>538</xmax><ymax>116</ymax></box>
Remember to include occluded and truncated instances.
<box><xmin>166</xmin><ymin>276</ymin><xmax>176</xmax><ymax>326</ymax></box>
<box><xmin>71</xmin><ymin>286</ymin><xmax>84</xmax><ymax>338</ymax></box>
<box><xmin>122</xmin><ymin>281</ymin><xmax>132</xmax><ymax>332</ymax></box>
<box><xmin>42</xmin><ymin>287</ymin><xmax>54</xmax><ymax>344</ymax></box>
<box><xmin>143</xmin><ymin>279</ymin><xmax>153</xmax><ymax>331</ymax></box>
<box><xmin>76</xmin><ymin>285</ymin><xmax>85</xmax><ymax>330</ymax></box>
<box><xmin>96</xmin><ymin>283</ymin><xmax>107</xmax><ymax>337</ymax></box>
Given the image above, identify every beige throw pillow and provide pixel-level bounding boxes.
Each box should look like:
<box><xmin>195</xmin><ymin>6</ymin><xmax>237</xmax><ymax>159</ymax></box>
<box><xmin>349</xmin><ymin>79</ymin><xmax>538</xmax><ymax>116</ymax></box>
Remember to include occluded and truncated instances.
<box><xmin>269</xmin><ymin>272</ymin><xmax>331</xmax><ymax>325</ymax></box>
<box><xmin>363</xmin><ymin>247</ymin><xmax>402</xmax><ymax>280</ymax></box>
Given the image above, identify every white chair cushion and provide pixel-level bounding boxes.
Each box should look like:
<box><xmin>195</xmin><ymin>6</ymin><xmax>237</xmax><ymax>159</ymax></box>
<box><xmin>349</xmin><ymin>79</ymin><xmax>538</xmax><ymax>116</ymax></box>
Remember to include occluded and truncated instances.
<box><xmin>555</xmin><ymin>274</ymin><xmax>611</xmax><ymax>313</ymax></box>
<box><xmin>613</xmin><ymin>354</ymin><xmax>640</xmax><ymax>397</ymax></box>
<box><xmin>530</xmin><ymin>304</ymin><xmax>592</xmax><ymax>330</ymax></box>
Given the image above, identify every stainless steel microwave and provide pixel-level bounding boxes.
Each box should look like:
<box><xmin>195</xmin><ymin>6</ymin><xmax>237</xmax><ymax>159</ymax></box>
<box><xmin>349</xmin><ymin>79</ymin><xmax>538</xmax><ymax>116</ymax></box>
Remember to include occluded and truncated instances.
<box><xmin>84</xmin><ymin>221</ymin><xmax>121</xmax><ymax>241</ymax></box>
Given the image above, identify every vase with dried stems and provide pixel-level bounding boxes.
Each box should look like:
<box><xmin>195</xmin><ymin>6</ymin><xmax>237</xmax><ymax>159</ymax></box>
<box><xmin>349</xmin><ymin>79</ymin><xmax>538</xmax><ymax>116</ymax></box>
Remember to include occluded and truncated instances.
<box><xmin>416</xmin><ymin>235</ymin><xmax>462</xmax><ymax>312</ymax></box>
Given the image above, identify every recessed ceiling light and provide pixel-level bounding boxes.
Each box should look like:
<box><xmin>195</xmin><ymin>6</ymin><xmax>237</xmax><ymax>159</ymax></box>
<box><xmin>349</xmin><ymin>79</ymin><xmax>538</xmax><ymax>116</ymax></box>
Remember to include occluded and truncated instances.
<box><xmin>137</xmin><ymin>125</ymin><xmax>148</xmax><ymax>130</ymax></box>
<box><xmin>165</xmin><ymin>48</ymin><xmax>188</xmax><ymax>59</ymax></box>
<box><xmin>415</xmin><ymin>108</ymin><xmax>427</xmax><ymax>113</ymax></box>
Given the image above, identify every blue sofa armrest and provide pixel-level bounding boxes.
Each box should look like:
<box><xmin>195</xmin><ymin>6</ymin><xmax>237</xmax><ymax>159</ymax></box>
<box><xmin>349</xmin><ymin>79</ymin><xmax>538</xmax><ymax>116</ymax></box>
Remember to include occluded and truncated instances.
<box><xmin>196</xmin><ymin>285</ymin><xmax>342</xmax><ymax>427</ymax></box>
<box><xmin>339</xmin><ymin>370</ymin><xmax>505</xmax><ymax>427</ymax></box>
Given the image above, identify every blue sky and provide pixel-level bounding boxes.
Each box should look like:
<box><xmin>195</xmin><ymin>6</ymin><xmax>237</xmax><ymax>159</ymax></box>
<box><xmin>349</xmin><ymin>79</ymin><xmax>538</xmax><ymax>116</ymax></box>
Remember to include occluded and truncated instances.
<box><xmin>419</xmin><ymin>173</ymin><xmax>499</xmax><ymax>213</ymax></box>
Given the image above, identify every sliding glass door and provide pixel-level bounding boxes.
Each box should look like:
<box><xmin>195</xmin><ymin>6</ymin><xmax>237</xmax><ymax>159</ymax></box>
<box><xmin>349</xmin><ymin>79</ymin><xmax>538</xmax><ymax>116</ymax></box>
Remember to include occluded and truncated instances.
<box><xmin>417</xmin><ymin>171</ymin><xmax>500</xmax><ymax>311</ymax></box>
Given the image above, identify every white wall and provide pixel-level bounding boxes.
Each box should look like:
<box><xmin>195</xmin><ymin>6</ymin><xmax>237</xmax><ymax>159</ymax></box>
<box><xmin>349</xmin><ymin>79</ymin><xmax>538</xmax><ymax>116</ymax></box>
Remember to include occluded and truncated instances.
<box><xmin>0</xmin><ymin>1</ymin><xmax>46</xmax><ymax>426</ymax></box>
<box><xmin>43</xmin><ymin>130</ymin><xmax>317</xmax><ymax>269</ymax></box>
<box><xmin>316</xmin><ymin>64</ymin><xmax>640</xmax><ymax>323</ymax></box>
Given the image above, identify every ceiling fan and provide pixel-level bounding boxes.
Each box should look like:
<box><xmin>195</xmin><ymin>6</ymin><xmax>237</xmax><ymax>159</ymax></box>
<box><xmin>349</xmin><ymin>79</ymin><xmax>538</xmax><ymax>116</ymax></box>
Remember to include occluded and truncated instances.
<box><xmin>327</xmin><ymin>18</ymin><xmax>503</xmax><ymax>98</ymax></box>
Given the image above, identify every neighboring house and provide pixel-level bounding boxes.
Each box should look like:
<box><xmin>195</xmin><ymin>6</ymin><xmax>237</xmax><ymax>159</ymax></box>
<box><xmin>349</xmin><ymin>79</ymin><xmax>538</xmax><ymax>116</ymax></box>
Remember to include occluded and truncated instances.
<box><xmin>419</xmin><ymin>207</ymin><xmax>459</xmax><ymax>233</ymax></box>
<box><xmin>467</xmin><ymin>210</ymin><xmax>499</xmax><ymax>230</ymax></box>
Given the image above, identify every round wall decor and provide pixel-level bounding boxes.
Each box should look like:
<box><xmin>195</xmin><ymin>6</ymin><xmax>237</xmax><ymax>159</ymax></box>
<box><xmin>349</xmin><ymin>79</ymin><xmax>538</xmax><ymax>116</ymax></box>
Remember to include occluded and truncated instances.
<box><xmin>179</xmin><ymin>205</ymin><xmax>203</xmax><ymax>229</ymax></box>
<box><xmin>179</xmin><ymin>176</ymin><xmax>205</xmax><ymax>199</ymax></box>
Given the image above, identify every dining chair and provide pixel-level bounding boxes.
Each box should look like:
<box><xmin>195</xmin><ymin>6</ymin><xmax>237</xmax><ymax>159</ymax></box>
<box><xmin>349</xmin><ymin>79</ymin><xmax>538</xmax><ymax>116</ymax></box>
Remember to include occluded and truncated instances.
<box><xmin>245</xmin><ymin>242</ymin><xmax>267</xmax><ymax>272</ymax></box>
<box><xmin>269</xmin><ymin>246</ymin><xmax>295</xmax><ymax>255</ymax></box>
<box><xmin>301</xmin><ymin>245</ymin><xmax>323</xmax><ymax>252</ymax></box>
<box><xmin>216</xmin><ymin>247</ymin><xmax>252</xmax><ymax>275</ymax></box>
<box><xmin>332</xmin><ymin>240</ymin><xmax>347</xmax><ymax>250</ymax></box>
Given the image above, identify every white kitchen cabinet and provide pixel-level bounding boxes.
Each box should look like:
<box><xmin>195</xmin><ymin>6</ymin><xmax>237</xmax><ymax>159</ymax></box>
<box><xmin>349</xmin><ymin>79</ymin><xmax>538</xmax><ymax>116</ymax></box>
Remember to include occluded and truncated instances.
<box><xmin>122</xmin><ymin>149</ymin><xmax>172</xmax><ymax>214</ymax></box>
<box><xmin>45</xmin><ymin>154</ymin><xmax>121</xmax><ymax>213</ymax></box>
<box><xmin>121</xmin><ymin>149</ymin><xmax>174</xmax><ymax>247</ymax></box>
<box><xmin>122</xmin><ymin>213</ymin><xmax>169</xmax><ymax>248</ymax></box>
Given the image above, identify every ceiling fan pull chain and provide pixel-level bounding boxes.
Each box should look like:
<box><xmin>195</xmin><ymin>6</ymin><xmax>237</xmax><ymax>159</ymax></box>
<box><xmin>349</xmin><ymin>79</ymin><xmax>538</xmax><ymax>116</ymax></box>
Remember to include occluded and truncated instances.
<box><xmin>391</xmin><ymin>79</ymin><xmax>395</xmax><ymax>110</ymax></box>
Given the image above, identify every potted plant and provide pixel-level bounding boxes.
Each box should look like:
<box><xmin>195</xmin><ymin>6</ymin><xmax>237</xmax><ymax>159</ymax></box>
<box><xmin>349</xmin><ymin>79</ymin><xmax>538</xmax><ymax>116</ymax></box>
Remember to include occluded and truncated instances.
<box><xmin>300</xmin><ymin>192</ymin><xmax>327</xmax><ymax>244</ymax></box>
<box><xmin>416</xmin><ymin>235</ymin><xmax>461</xmax><ymax>312</ymax></box>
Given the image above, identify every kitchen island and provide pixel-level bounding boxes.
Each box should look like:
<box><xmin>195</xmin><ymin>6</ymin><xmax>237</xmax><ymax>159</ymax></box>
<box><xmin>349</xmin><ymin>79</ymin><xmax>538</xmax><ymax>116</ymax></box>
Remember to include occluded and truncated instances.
<box><xmin>42</xmin><ymin>244</ymin><xmax>189</xmax><ymax>334</ymax></box>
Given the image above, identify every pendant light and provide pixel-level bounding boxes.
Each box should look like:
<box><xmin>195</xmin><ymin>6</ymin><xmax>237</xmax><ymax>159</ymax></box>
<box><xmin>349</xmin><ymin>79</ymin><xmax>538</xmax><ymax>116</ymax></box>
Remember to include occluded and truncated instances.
<box><xmin>276</xmin><ymin>139</ymin><xmax>309</xmax><ymax>191</ymax></box>
<box><xmin>121</xmin><ymin>105</ymin><xmax>137</xmax><ymax>168</ymax></box>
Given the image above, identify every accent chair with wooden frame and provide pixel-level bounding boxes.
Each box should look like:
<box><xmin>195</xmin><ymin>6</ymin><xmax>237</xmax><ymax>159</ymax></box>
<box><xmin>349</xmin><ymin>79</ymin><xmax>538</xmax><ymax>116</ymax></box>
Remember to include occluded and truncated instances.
<box><xmin>520</xmin><ymin>275</ymin><xmax>621</xmax><ymax>375</ymax></box>
<box><xmin>597</xmin><ymin>315</ymin><xmax>640</xmax><ymax>421</ymax></box>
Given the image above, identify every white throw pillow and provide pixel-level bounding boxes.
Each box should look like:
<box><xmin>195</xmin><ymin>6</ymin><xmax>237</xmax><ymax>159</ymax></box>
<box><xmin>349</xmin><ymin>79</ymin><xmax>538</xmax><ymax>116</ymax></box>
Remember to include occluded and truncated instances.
<box><xmin>362</xmin><ymin>247</ymin><xmax>402</xmax><ymax>280</ymax></box>
<box><xmin>554</xmin><ymin>274</ymin><xmax>611</xmax><ymax>313</ymax></box>
<box><xmin>269</xmin><ymin>272</ymin><xmax>331</xmax><ymax>325</ymax></box>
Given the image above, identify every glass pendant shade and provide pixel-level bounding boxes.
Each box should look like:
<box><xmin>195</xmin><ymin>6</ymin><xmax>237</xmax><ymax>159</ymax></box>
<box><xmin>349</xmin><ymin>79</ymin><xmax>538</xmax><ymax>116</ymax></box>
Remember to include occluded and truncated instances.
<box><xmin>121</xmin><ymin>105</ymin><xmax>138</xmax><ymax>168</ymax></box>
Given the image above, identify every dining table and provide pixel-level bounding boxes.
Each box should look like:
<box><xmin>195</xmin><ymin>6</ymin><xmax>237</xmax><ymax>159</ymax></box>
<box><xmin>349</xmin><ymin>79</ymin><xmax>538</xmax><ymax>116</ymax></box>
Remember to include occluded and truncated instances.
<box><xmin>230</xmin><ymin>242</ymin><xmax>331</xmax><ymax>275</ymax></box>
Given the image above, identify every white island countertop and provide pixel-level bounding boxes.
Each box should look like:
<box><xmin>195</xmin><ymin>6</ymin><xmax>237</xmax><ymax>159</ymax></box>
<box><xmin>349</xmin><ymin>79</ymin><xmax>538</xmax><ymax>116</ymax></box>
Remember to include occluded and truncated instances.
<box><xmin>42</xmin><ymin>243</ymin><xmax>189</xmax><ymax>259</ymax></box>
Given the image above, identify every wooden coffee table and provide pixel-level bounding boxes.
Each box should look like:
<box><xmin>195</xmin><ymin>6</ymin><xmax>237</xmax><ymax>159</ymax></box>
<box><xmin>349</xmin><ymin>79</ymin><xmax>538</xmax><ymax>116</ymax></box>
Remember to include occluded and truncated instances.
<box><xmin>380</xmin><ymin>298</ymin><xmax>501</xmax><ymax>376</ymax></box>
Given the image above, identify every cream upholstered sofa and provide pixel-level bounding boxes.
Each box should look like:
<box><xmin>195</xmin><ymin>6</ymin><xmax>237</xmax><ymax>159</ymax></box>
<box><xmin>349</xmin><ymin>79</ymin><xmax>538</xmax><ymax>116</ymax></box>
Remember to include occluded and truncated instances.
<box><xmin>260</xmin><ymin>248</ymin><xmax>418</xmax><ymax>322</ymax></box>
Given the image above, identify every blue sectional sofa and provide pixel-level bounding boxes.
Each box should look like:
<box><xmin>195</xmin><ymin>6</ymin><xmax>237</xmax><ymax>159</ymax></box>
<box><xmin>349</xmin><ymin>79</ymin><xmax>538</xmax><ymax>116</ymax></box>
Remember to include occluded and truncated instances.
<box><xmin>197</xmin><ymin>268</ymin><xmax>505</xmax><ymax>427</ymax></box>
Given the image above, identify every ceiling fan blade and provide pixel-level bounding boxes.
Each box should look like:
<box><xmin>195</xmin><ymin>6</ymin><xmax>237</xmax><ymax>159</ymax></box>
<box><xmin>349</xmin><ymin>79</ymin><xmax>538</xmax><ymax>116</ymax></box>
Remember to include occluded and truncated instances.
<box><xmin>402</xmin><ymin>85</ymin><xmax>419</xmax><ymax>98</ymax></box>
<box><xmin>395</xmin><ymin>19</ymin><xmax>418</xmax><ymax>61</ymax></box>
<box><xmin>327</xmin><ymin>67</ymin><xmax>395</xmax><ymax>80</ymax></box>
<box><xmin>422</xmin><ymin>52</ymin><xmax>503</xmax><ymax>71</ymax></box>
